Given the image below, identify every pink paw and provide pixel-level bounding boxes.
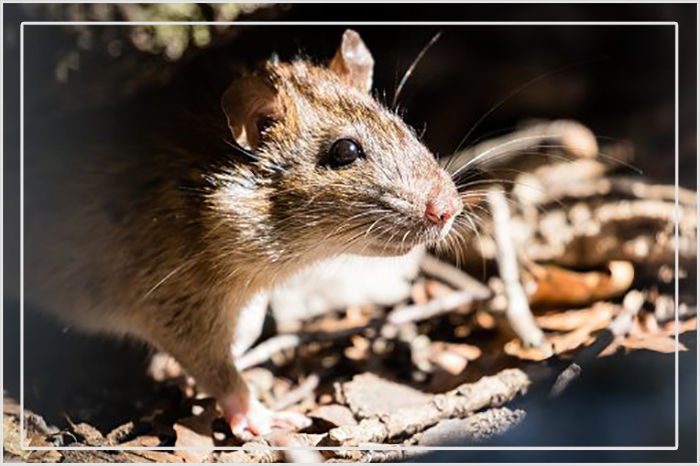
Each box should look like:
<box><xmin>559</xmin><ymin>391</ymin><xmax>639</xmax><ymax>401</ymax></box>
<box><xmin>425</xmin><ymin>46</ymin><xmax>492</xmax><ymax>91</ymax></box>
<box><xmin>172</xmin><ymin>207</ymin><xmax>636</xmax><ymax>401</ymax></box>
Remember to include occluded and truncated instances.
<box><xmin>221</xmin><ymin>393</ymin><xmax>311</xmax><ymax>439</ymax></box>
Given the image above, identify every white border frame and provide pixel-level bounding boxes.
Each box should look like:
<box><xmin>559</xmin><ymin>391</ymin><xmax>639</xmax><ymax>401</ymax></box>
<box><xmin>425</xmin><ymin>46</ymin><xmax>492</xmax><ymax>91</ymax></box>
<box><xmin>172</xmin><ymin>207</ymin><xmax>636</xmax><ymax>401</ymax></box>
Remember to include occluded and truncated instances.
<box><xmin>17</xmin><ymin>21</ymin><xmax>680</xmax><ymax>452</ymax></box>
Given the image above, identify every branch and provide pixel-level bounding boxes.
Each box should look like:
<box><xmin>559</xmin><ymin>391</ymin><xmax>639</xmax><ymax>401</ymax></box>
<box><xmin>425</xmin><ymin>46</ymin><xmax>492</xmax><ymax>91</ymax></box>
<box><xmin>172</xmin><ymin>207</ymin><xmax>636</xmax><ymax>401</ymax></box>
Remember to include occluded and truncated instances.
<box><xmin>322</xmin><ymin>368</ymin><xmax>529</xmax><ymax>447</ymax></box>
<box><xmin>488</xmin><ymin>189</ymin><xmax>545</xmax><ymax>348</ymax></box>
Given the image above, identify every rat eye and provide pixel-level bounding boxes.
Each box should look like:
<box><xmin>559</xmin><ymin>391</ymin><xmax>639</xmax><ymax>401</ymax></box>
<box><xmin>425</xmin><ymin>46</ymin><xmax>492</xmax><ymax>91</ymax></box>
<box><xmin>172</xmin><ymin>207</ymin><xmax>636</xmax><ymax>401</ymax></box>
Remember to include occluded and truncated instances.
<box><xmin>328</xmin><ymin>139</ymin><xmax>363</xmax><ymax>167</ymax></box>
<box><xmin>256</xmin><ymin>116</ymin><xmax>275</xmax><ymax>134</ymax></box>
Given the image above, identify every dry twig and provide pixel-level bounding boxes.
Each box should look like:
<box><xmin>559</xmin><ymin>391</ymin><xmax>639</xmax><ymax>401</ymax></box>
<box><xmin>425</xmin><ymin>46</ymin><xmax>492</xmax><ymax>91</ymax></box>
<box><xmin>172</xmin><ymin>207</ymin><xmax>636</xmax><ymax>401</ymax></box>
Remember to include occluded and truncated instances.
<box><xmin>488</xmin><ymin>188</ymin><xmax>545</xmax><ymax>347</ymax></box>
<box><xmin>550</xmin><ymin>290</ymin><xmax>646</xmax><ymax>398</ymax></box>
<box><xmin>323</xmin><ymin>368</ymin><xmax>529</xmax><ymax>447</ymax></box>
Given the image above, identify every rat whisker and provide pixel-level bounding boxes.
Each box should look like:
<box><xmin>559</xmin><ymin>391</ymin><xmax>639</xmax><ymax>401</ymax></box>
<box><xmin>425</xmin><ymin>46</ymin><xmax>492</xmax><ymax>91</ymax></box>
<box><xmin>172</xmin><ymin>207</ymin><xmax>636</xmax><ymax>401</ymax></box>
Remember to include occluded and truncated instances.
<box><xmin>450</xmin><ymin>135</ymin><xmax>562</xmax><ymax>178</ymax></box>
<box><xmin>392</xmin><ymin>30</ymin><xmax>443</xmax><ymax>109</ymax></box>
<box><xmin>444</xmin><ymin>56</ymin><xmax>605</xmax><ymax>173</ymax></box>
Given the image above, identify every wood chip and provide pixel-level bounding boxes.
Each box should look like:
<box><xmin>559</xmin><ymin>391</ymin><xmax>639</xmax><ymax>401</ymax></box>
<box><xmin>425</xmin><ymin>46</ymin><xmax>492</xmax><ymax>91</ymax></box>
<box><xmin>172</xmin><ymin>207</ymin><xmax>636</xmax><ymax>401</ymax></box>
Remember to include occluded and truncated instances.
<box><xmin>308</xmin><ymin>404</ymin><xmax>357</xmax><ymax>428</ymax></box>
<box><xmin>415</xmin><ymin>407</ymin><xmax>526</xmax><ymax>445</ymax></box>
<box><xmin>340</xmin><ymin>373</ymin><xmax>432</xmax><ymax>418</ymax></box>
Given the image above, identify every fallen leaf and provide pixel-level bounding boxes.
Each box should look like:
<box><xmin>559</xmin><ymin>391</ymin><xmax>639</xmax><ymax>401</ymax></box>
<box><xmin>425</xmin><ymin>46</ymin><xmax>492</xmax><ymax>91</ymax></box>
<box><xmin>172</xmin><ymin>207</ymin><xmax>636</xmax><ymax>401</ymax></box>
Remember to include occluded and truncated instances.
<box><xmin>505</xmin><ymin>326</ymin><xmax>597</xmax><ymax>361</ymax></box>
<box><xmin>660</xmin><ymin>316</ymin><xmax>697</xmax><ymax>336</ymax></box>
<box><xmin>134</xmin><ymin>451</ymin><xmax>185</xmax><ymax>463</ymax></box>
<box><xmin>173</xmin><ymin>400</ymin><xmax>218</xmax><ymax>462</ymax></box>
<box><xmin>620</xmin><ymin>335</ymin><xmax>686</xmax><ymax>353</ymax></box>
<box><xmin>527</xmin><ymin>261</ymin><xmax>634</xmax><ymax>307</ymax></box>
<box><xmin>120</xmin><ymin>435</ymin><xmax>161</xmax><ymax>448</ymax></box>
<box><xmin>535</xmin><ymin>303</ymin><xmax>616</xmax><ymax>331</ymax></box>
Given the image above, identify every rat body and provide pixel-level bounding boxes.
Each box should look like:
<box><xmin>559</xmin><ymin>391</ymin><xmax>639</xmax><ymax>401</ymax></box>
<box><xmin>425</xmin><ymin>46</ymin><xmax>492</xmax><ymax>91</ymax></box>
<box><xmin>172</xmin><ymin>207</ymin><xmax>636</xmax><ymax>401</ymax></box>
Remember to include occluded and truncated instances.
<box><xmin>25</xmin><ymin>30</ymin><xmax>462</xmax><ymax>435</ymax></box>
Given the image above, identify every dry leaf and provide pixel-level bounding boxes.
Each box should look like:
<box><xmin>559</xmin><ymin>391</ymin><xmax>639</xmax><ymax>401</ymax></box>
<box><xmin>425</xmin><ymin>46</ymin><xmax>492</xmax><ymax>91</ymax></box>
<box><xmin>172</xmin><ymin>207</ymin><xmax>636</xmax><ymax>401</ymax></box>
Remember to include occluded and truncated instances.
<box><xmin>535</xmin><ymin>303</ymin><xmax>616</xmax><ymax>332</ymax></box>
<box><xmin>120</xmin><ymin>435</ymin><xmax>161</xmax><ymax>448</ymax></box>
<box><xmin>660</xmin><ymin>316</ymin><xmax>697</xmax><ymax>336</ymax></box>
<box><xmin>620</xmin><ymin>335</ymin><xmax>686</xmax><ymax>353</ymax></box>
<box><xmin>173</xmin><ymin>401</ymin><xmax>218</xmax><ymax>463</ymax></box>
<box><xmin>527</xmin><ymin>261</ymin><xmax>634</xmax><ymax>307</ymax></box>
<box><xmin>136</xmin><ymin>451</ymin><xmax>185</xmax><ymax>463</ymax></box>
<box><xmin>505</xmin><ymin>326</ymin><xmax>597</xmax><ymax>361</ymax></box>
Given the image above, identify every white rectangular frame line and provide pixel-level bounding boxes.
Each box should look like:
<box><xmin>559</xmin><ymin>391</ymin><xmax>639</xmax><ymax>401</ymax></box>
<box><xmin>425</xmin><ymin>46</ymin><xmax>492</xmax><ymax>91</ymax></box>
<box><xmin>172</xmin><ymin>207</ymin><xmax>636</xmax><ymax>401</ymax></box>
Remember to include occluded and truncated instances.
<box><xmin>18</xmin><ymin>20</ymin><xmax>681</xmax><ymax>452</ymax></box>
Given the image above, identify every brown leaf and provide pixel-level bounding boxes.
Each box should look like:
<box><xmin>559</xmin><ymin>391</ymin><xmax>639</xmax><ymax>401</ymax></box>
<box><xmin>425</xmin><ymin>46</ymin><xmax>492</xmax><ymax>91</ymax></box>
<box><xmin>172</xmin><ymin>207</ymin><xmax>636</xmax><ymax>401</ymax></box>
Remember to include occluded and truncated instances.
<box><xmin>620</xmin><ymin>335</ymin><xmax>687</xmax><ymax>353</ymax></box>
<box><xmin>535</xmin><ymin>302</ymin><xmax>616</xmax><ymax>332</ymax></box>
<box><xmin>173</xmin><ymin>400</ymin><xmax>218</xmax><ymax>462</ymax></box>
<box><xmin>505</xmin><ymin>326</ymin><xmax>597</xmax><ymax>361</ymax></box>
<box><xmin>134</xmin><ymin>451</ymin><xmax>185</xmax><ymax>463</ymax></box>
<box><xmin>660</xmin><ymin>316</ymin><xmax>697</xmax><ymax>336</ymax></box>
<box><xmin>120</xmin><ymin>435</ymin><xmax>161</xmax><ymax>448</ymax></box>
<box><xmin>527</xmin><ymin>261</ymin><xmax>634</xmax><ymax>307</ymax></box>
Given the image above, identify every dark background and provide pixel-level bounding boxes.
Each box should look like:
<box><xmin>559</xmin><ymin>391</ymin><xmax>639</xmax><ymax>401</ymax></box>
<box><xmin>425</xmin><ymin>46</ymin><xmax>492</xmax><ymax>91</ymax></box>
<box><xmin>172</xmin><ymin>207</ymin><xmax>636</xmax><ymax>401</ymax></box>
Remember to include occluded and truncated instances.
<box><xmin>3</xmin><ymin>2</ymin><xmax>697</xmax><ymax>463</ymax></box>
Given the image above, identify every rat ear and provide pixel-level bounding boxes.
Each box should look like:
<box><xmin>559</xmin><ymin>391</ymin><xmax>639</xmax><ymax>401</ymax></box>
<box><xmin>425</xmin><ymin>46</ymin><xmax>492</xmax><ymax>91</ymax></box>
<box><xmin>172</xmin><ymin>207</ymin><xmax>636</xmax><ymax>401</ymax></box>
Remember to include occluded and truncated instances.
<box><xmin>329</xmin><ymin>29</ymin><xmax>374</xmax><ymax>94</ymax></box>
<box><xmin>221</xmin><ymin>76</ymin><xmax>284</xmax><ymax>150</ymax></box>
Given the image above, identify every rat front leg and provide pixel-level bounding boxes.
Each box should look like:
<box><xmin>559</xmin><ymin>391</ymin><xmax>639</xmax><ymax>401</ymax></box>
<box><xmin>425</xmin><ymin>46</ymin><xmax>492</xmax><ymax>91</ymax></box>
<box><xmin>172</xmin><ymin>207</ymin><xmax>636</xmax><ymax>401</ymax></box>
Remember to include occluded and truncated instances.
<box><xmin>143</xmin><ymin>301</ymin><xmax>310</xmax><ymax>438</ymax></box>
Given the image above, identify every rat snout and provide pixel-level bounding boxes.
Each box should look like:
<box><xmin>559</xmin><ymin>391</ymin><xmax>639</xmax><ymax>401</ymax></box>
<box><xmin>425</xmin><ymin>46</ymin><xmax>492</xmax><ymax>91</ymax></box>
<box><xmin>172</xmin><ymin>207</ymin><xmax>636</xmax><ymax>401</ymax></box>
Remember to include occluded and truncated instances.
<box><xmin>425</xmin><ymin>189</ymin><xmax>463</xmax><ymax>229</ymax></box>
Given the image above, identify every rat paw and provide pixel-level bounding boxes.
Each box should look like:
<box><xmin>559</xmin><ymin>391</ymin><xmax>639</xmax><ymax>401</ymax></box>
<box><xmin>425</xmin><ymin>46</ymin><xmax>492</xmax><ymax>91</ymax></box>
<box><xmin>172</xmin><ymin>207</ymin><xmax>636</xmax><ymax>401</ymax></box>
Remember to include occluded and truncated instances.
<box><xmin>225</xmin><ymin>396</ymin><xmax>311</xmax><ymax>439</ymax></box>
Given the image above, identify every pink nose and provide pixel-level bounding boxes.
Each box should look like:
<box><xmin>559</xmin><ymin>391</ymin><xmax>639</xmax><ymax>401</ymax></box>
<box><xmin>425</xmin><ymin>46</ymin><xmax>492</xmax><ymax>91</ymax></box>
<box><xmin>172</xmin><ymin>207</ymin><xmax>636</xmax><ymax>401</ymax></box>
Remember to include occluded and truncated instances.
<box><xmin>425</xmin><ymin>197</ymin><xmax>461</xmax><ymax>226</ymax></box>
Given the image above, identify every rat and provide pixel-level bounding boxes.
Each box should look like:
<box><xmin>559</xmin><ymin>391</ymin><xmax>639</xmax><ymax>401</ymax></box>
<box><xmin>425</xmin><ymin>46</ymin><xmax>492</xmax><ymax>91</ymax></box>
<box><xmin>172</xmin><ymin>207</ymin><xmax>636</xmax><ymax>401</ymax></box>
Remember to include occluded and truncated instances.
<box><xmin>24</xmin><ymin>29</ymin><xmax>463</xmax><ymax>436</ymax></box>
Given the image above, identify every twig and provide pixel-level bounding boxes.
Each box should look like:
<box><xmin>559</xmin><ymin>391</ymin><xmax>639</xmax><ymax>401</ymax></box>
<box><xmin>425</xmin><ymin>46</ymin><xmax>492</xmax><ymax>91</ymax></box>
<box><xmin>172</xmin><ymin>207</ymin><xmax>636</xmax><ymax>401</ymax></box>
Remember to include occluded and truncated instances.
<box><xmin>409</xmin><ymin>407</ymin><xmax>526</xmax><ymax>445</ymax></box>
<box><xmin>282</xmin><ymin>438</ymin><xmax>326</xmax><ymax>463</ymax></box>
<box><xmin>419</xmin><ymin>254</ymin><xmax>492</xmax><ymax>297</ymax></box>
<box><xmin>271</xmin><ymin>373</ymin><xmax>321</xmax><ymax>411</ymax></box>
<box><xmin>549</xmin><ymin>290</ymin><xmax>645</xmax><ymax>398</ymax></box>
<box><xmin>488</xmin><ymin>189</ymin><xmax>545</xmax><ymax>348</ymax></box>
<box><xmin>386</xmin><ymin>290</ymin><xmax>477</xmax><ymax>326</ymax></box>
<box><xmin>536</xmin><ymin>176</ymin><xmax>697</xmax><ymax>207</ymax></box>
<box><xmin>217</xmin><ymin>434</ymin><xmax>325</xmax><ymax>464</ymax></box>
<box><xmin>322</xmin><ymin>368</ymin><xmax>529</xmax><ymax>447</ymax></box>
<box><xmin>239</xmin><ymin>277</ymin><xmax>489</xmax><ymax>370</ymax></box>
<box><xmin>236</xmin><ymin>325</ymin><xmax>373</xmax><ymax>370</ymax></box>
<box><xmin>236</xmin><ymin>334</ymin><xmax>301</xmax><ymax>371</ymax></box>
<box><xmin>330</xmin><ymin>445</ymin><xmax>427</xmax><ymax>462</ymax></box>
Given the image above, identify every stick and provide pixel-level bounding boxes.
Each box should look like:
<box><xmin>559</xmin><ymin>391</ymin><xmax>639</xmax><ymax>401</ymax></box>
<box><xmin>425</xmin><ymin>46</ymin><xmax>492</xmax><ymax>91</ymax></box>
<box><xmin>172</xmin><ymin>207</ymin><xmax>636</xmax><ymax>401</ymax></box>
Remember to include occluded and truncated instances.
<box><xmin>419</xmin><ymin>254</ymin><xmax>492</xmax><ymax>298</ymax></box>
<box><xmin>386</xmin><ymin>290</ymin><xmax>477</xmax><ymax>326</ymax></box>
<box><xmin>549</xmin><ymin>290</ymin><xmax>645</xmax><ymax>398</ymax></box>
<box><xmin>236</xmin><ymin>334</ymin><xmax>301</xmax><ymax>371</ymax></box>
<box><xmin>323</xmin><ymin>368</ymin><xmax>529</xmax><ymax>447</ymax></box>
<box><xmin>271</xmin><ymin>373</ymin><xmax>321</xmax><ymax>411</ymax></box>
<box><xmin>236</xmin><ymin>325</ymin><xmax>373</xmax><ymax>370</ymax></box>
<box><xmin>487</xmin><ymin>189</ymin><xmax>545</xmax><ymax>348</ymax></box>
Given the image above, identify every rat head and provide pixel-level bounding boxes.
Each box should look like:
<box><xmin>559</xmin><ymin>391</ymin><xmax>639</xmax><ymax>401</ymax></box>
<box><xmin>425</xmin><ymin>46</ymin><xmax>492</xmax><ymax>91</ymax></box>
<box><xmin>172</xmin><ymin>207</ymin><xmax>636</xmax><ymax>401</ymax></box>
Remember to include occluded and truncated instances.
<box><xmin>219</xmin><ymin>30</ymin><xmax>462</xmax><ymax>259</ymax></box>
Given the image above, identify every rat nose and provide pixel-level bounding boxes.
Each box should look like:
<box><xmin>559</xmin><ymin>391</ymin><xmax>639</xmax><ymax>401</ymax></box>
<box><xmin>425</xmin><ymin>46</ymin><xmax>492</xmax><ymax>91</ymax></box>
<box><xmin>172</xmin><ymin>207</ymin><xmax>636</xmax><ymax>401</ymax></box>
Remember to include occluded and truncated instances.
<box><xmin>425</xmin><ymin>196</ymin><xmax>462</xmax><ymax>226</ymax></box>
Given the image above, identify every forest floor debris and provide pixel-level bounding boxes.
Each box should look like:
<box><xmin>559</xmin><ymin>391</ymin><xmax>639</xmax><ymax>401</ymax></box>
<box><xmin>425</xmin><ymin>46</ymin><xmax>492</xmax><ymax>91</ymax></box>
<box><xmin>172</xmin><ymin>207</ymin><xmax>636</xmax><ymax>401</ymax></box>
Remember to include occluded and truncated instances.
<box><xmin>4</xmin><ymin>119</ymin><xmax>696</xmax><ymax>462</ymax></box>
